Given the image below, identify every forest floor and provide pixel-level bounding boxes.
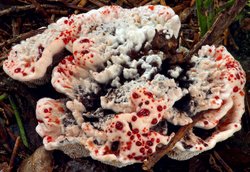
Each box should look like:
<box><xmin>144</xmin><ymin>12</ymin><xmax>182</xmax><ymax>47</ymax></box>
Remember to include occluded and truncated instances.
<box><xmin>0</xmin><ymin>0</ymin><xmax>249</xmax><ymax>172</ymax></box>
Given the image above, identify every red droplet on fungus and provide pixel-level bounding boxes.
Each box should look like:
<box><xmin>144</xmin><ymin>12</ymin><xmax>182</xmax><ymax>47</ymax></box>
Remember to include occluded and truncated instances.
<box><xmin>136</xmin><ymin>141</ymin><xmax>142</xmax><ymax>146</ymax></box>
<box><xmin>132</xmin><ymin>92</ymin><xmax>140</xmax><ymax>99</ymax></box>
<box><xmin>137</xmin><ymin>108</ymin><xmax>150</xmax><ymax>117</ymax></box>
<box><xmin>157</xmin><ymin>105</ymin><xmax>163</xmax><ymax>112</ymax></box>
<box><xmin>144</xmin><ymin>91</ymin><xmax>153</xmax><ymax>98</ymax></box>
<box><xmin>132</xmin><ymin>116</ymin><xmax>137</xmax><ymax>121</ymax></box>
<box><xmin>203</xmin><ymin>121</ymin><xmax>208</xmax><ymax>125</ymax></box>
<box><xmin>80</xmin><ymin>39</ymin><xmax>90</xmax><ymax>43</ymax></box>
<box><xmin>133</xmin><ymin>128</ymin><xmax>139</xmax><ymax>134</ymax></box>
<box><xmin>233</xmin><ymin>86</ymin><xmax>239</xmax><ymax>92</ymax></box>
<box><xmin>14</xmin><ymin>68</ymin><xmax>21</xmax><ymax>73</ymax></box>
<box><xmin>148</xmin><ymin>5</ymin><xmax>154</xmax><ymax>10</ymax></box>
<box><xmin>147</xmin><ymin>148</ymin><xmax>153</xmax><ymax>154</ymax></box>
<box><xmin>140</xmin><ymin>147</ymin><xmax>145</xmax><ymax>153</ymax></box>
<box><xmin>47</xmin><ymin>136</ymin><xmax>52</xmax><ymax>143</ymax></box>
<box><xmin>146</xmin><ymin>140</ymin><xmax>153</xmax><ymax>146</ymax></box>
<box><xmin>115</xmin><ymin>121</ymin><xmax>123</xmax><ymax>130</ymax></box>
<box><xmin>156</xmin><ymin>138</ymin><xmax>160</xmax><ymax>143</ymax></box>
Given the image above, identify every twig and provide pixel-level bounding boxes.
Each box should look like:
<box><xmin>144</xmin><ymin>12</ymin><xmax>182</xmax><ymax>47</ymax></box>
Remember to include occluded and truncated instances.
<box><xmin>88</xmin><ymin>0</ymin><xmax>106</xmax><ymax>7</ymax></box>
<box><xmin>69</xmin><ymin>0</ymin><xmax>80</xmax><ymax>5</ymax></box>
<box><xmin>46</xmin><ymin>9</ymin><xmax>69</xmax><ymax>15</ymax></box>
<box><xmin>17</xmin><ymin>0</ymin><xmax>30</xmax><ymax>4</ymax></box>
<box><xmin>180</xmin><ymin>34</ymin><xmax>192</xmax><ymax>49</ymax></box>
<box><xmin>190</xmin><ymin>0</ymin><xmax>196</xmax><ymax>6</ymax></box>
<box><xmin>0</xmin><ymin>108</ymin><xmax>10</xmax><ymax>125</ymax></box>
<box><xmin>78</xmin><ymin>0</ymin><xmax>87</xmax><ymax>7</ymax></box>
<box><xmin>3</xmin><ymin>144</ymin><xmax>12</xmax><ymax>154</ymax></box>
<box><xmin>213</xmin><ymin>151</ymin><xmax>233</xmax><ymax>172</ymax></box>
<box><xmin>209</xmin><ymin>154</ymin><xmax>223</xmax><ymax>172</ymax></box>
<box><xmin>0</xmin><ymin>102</ymin><xmax>14</xmax><ymax>116</ymax></box>
<box><xmin>0</xmin><ymin>122</ymin><xmax>12</xmax><ymax>152</ymax></box>
<box><xmin>8</xmin><ymin>96</ymin><xmax>29</xmax><ymax>148</ymax></box>
<box><xmin>74</xmin><ymin>0</ymin><xmax>88</xmax><ymax>14</ymax></box>
<box><xmin>180</xmin><ymin>7</ymin><xmax>194</xmax><ymax>22</ymax></box>
<box><xmin>223</xmin><ymin>29</ymin><xmax>229</xmax><ymax>46</ymax></box>
<box><xmin>139</xmin><ymin>0</ymin><xmax>151</xmax><ymax>6</ymax></box>
<box><xmin>142</xmin><ymin>111</ymin><xmax>206</xmax><ymax>171</ymax></box>
<box><xmin>0</xmin><ymin>28</ymin><xmax>10</xmax><ymax>37</ymax></box>
<box><xmin>146</xmin><ymin>0</ymin><xmax>160</xmax><ymax>5</ymax></box>
<box><xmin>228</xmin><ymin>32</ymin><xmax>239</xmax><ymax>50</ymax></box>
<box><xmin>60</xmin><ymin>1</ymin><xmax>90</xmax><ymax>11</ymax></box>
<box><xmin>6</xmin><ymin>128</ymin><xmax>17</xmax><ymax>142</ymax></box>
<box><xmin>0</xmin><ymin>4</ymin><xmax>72</xmax><ymax>17</ymax></box>
<box><xmin>159</xmin><ymin>0</ymin><xmax>167</xmax><ymax>6</ymax></box>
<box><xmin>0</xmin><ymin>5</ymin><xmax>34</xmax><ymax>17</ymax></box>
<box><xmin>29</xmin><ymin>0</ymin><xmax>53</xmax><ymax>23</ymax></box>
<box><xmin>11</xmin><ymin>17</ymin><xmax>21</xmax><ymax>37</ymax></box>
<box><xmin>173</xmin><ymin>1</ymin><xmax>190</xmax><ymax>13</ymax></box>
<box><xmin>9</xmin><ymin>136</ymin><xmax>21</xmax><ymax>171</ymax></box>
<box><xmin>0</xmin><ymin>28</ymin><xmax>46</xmax><ymax>49</ymax></box>
<box><xmin>0</xmin><ymin>93</ymin><xmax>8</xmax><ymax>101</ymax></box>
<box><xmin>185</xmin><ymin>0</ymin><xmax>247</xmax><ymax>59</ymax></box>
<box><xmin>73</xmin><ymin>0</ymin><xmax>87</xmax><ymax>14</ymax></box>
<box><xmin>115</xmin><ymin>0</ymin><xmax>124</xmax><ymax>6</ymax></box>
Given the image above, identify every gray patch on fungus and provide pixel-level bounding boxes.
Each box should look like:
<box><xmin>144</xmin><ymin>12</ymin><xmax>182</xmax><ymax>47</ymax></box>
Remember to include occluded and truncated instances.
<box><xmin>58</xmin><ymin>143</ymin><xmax>89</xmax><ymax>159</ymax></box>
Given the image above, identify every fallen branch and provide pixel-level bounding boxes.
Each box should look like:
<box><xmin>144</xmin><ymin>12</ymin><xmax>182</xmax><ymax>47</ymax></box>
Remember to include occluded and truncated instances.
<box><xmin>190</xmin><ymin>0</ymin><xmax>196</xmax><ymax>7</ymax></box>
<box><xmin>46</xmin><ymin>8</ymin><xmax>69</xmax><ymax>15</ymax></box>
<box><xmin>185</xmin><ymin>0</ymin><xmax>247</xmax><ymax>59</ymax></box>
<box><xmin>29</xmin><ymin>0</ymin><xmax>53</xmax><ymax>23</ymax></box>
<box><xmin>0</xmin><ymin>122</ymin><xmax>12</xmax><ymax>152</ymax></box>
<box><xmin>9</xmin><ymin>137</ymin><xmax>21</xmax><ymax>171</ymax></box>
<box><xmin>60</xmin><ymin>0</ymin><xmax>90</xmax><ymax>11</ymax></box>
<box><xmin>0</xmin><ymin>4</ymin><xmax>78</xmax><ymax>17</ymax></box>
<box><xmin>139</xmin><ymin>0</ymin><xmax>151</xmax><ymax>6</ymax></box>
<box><xmin>159</xmin><ymin>0</ymin><xmax>167</xmax><ymax>6</ymax></box>
<box><xmin>145</xmin><ymin>0</ymin><xmax>160</xmax><ymax>5</ymax></box>
<box><xmin>179</xmin><ymin>7</ymin><xmax>194</xmax><ymax>23</ymax></box>
<box><xmin>213</xmin><ymin>151</ymin><xmax>233</xmax><ymax>172</ymax></box>
<box><xmin>0</xmin><ymin>28</ymin><xmax>45</xmax><ymax>49</ymax></box>
<box><xmin>6</xmin><ymin>128</ymin><xmax>17</xmax><ymax>142</ymax></box>
<box><xmin>88</xmin><ymin>0</ymin><xmax>106</xmax><ymax>7</ymax></box>
<box><xmin>172</xmin><ymin>1</ymin><xmax>190</xmax><ymax>14</ymax></box>
<box><xmin>0</xmin><ymin>101</ymin><xmax>14</xmax><ymax>115</ymax></box>
<box><xmin>142</xmin><ymin>111</ymin><xmax>205</xmax><ymax>171</ymax></box>
<box><xmin>11</xmin><ymin>17</ymin><xmax>22</xmax><ymax>37</ymax></box>
<box><xmin>0</xmin><ymin>5</ymin><xmax>34</xmax><ymax>17</ymax></box>
<box><xmin>114</xmin><ymin>0</ymin><xmax>124</xmax><ymax>6</ymax></box>
<box><xmin>0</xmin><ymin>107</ymin><xmax>10</xmax><ymax>125</ymax></box>
<box><xmin>209</xmin><ymin>154</ymin><xmax>223</xmax><ymax>172</ymax></box>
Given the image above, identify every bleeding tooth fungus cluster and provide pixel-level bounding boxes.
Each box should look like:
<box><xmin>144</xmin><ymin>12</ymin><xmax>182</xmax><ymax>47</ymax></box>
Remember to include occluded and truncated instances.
<box><xmin>3</xmin><ymin>5</ymin><xmax>246</xmax><ymax>167</ymax></box>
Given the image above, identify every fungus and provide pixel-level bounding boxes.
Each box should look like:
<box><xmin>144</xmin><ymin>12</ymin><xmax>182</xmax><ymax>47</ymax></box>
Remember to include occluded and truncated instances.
<box><xmin>3</xmin><ymin>5</ymin><xmax>246</xmax><ymax>168</ymax></box>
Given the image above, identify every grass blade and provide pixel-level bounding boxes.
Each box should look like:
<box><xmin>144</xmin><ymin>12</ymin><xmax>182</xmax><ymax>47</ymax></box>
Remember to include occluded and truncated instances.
<box><xmin>0</xmin><ymin>93</ymin><xmax>8</xmax><ymax>101</ymax></box>
<box><xmin>8</xmin><ymin>95</ymin><xmax>29</xmax><ymax>148</ymax></box>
